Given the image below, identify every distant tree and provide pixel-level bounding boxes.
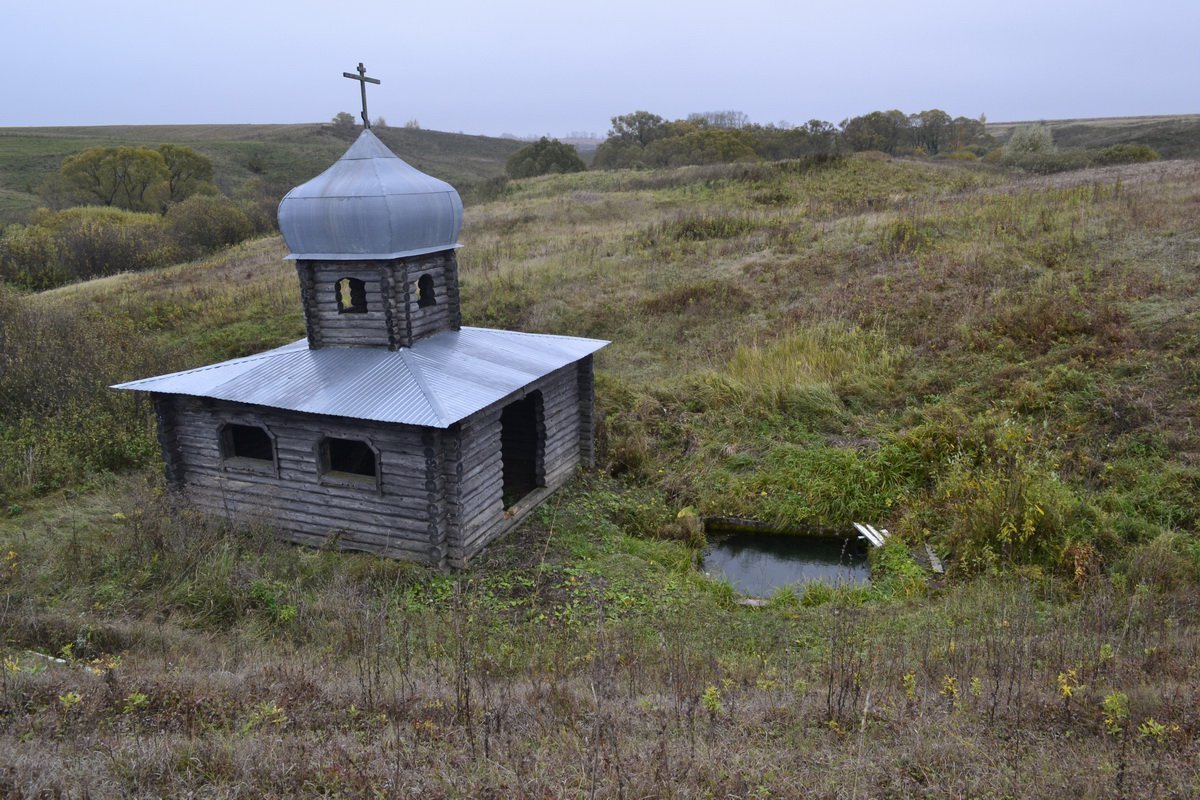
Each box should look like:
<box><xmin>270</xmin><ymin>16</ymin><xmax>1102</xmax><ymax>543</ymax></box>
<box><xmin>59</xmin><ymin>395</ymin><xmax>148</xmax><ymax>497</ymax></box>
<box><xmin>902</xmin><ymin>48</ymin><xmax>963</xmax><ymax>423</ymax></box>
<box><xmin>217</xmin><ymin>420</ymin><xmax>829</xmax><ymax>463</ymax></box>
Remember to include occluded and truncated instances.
<box><xmin>607</xmin><ymin>111</ymin><xmax>668</xmax><ymax>146</ymax></box>
<box><xmin>506</xmin><ymin>137</ymin><xmax>587</xmax><ymax>178</ymax></box>
<box><xmin>330</xmin><ymin>112</ymin><xmax>357</xmax><ymax>138</ymax></box>
<box><xmin>372</xmin><ymin>117</ymin><xmax>388</xmax><ymax>129</ymax></box>
<box><xmin>647</xmin><ymin>126</ymin><xmax>758</xmax><ymax>166</ymax></box>
<box><xmin>1004</xmin><ymin>124</ymin><xmax>1055</xmax><ymax>156</ymax></box>
<box><xmin>404</xmin><ymin>119</ymin><xmax>421</xmax><ymax>130</ymax></box>
<box><xmin>687</xmin><ymin>110</ymin><xmax>750</xmax><ymax>129</ymax></box>
<box><xmin>157</xmin><ymin>144</ymin><xmax>216</xmax><ymax>204</ymax></box>
<box><xmin>594</xmin><ymin>111</ymin><xmax>669</xmax><ymax>169</ymax></box>
<box><xmin>910</xmin><ymin>109</ymin><xmax>952</xmax><ymax>155</ymax></box>
<box><xmin>947</xmin><ymin>116</ymin><xmax>991</xmax><ymax>152</ymax></box>
<box><xmin>750</xmin><ymin>119</ymin><xmax>840</xmax><ymax>160</ymax></box>
<box><xmin>841</xmin><ymin>110</ymin><xmax>910</xmax><ymax>154</ymax></box>
<box><xmin>59</xmin><ymin>146</ymin><xmax>169</xmax><ymax>212</ymax></box>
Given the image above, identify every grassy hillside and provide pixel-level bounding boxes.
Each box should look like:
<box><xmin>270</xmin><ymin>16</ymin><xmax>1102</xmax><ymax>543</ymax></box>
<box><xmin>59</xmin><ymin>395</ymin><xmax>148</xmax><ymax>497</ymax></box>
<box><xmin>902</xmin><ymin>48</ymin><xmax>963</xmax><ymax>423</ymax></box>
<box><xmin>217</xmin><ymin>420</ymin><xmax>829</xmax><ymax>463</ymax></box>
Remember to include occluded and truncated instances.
<box><xmin>988</xmin><ymin>114</ymin><xmax>1200</xmax><ymax>158</ymax></box>
<box><xmin>0</xmin><ymin>123</ymin><xmax>522</xmax><ymax>224</ymax></box>
<box><xmin>1</xmin><ymin>151</ymin><xmax>1198</xmax><ymax>796</ymax></box>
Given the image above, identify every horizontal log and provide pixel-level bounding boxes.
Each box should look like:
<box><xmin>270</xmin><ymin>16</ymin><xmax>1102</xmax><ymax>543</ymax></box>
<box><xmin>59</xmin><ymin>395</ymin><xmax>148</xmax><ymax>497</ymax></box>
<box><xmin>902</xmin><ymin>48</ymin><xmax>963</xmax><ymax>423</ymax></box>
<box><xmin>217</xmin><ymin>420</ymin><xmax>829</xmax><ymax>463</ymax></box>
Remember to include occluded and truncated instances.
<box><xmin>172</xmin><ymin>406</ymin><xmax>424</xmax><ymax>442</ymax></box>
<box><xmin>188</xmin><ymin>494</ymin><xmax>441</xmax><ymax>541</ymax></box>
<box><xmin>173</xmin><ymin>448</ymin><xmax>434</xmax><ymax>493</ymax></box>
<box><xmin>189</xmin><ymin>503</ymin><xmax>444</xmax><ymax>546</ymax></box>
<box><xmin>274</xmin><ymin>528</ymin><xmax>443</xmax><ymax>564</ymax></box>
<box><xmin>181</xmin><ymin>470</ymin><xmax>440</xmax><ymax>515</ymax></box>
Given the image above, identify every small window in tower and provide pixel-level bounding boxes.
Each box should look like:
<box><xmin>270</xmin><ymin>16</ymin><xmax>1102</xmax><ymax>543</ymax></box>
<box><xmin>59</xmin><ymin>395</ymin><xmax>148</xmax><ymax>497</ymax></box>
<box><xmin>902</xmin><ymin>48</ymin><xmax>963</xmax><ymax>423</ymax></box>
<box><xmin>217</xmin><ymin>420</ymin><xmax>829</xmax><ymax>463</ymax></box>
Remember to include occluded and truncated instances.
<box><xmin>319</xmin><ymin>436</ymin><xmax>379</xmax><ymax>489</ymax></box>
<box><xmin>335</xmin><ymin>277</ymin><xmax>367</xmax><ymax>314</ymax></box>
<box><xmin>220</xmin><ymin>423</ymin><xmax>277</xmax><ymax>474</ymax></box>
<box><xmin>417</xmin><ymin>274</ymin><xmax>436</xmax><ymax>308</ymax></box>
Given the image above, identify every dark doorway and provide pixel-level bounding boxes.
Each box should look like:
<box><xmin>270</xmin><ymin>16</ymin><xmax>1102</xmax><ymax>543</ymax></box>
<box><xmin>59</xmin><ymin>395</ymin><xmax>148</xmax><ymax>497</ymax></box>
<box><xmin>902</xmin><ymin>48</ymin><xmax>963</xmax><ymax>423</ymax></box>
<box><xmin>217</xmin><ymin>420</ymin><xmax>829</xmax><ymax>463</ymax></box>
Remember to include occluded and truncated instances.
<box><xmin>500</xmin><ymin>391</ymin><xmax>544</xmax><ymax>508</ymax></box>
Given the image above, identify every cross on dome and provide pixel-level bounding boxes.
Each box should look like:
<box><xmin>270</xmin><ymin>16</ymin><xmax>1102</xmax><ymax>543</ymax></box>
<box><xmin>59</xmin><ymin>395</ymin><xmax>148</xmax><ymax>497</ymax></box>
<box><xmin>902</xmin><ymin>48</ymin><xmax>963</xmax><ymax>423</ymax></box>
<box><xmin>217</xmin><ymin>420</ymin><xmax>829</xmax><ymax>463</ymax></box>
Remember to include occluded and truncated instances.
<box><xmin>342</xmin><ymin>62</ymin><xmax>381</xmax><ymax>129</ymax></box>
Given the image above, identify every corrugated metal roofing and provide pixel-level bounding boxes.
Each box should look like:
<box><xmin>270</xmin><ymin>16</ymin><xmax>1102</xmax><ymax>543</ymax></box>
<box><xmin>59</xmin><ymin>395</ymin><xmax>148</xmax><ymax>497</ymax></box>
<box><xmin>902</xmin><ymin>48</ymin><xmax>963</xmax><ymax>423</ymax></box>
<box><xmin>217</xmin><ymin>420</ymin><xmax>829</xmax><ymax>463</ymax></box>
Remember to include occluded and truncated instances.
<box><xmin>277</xmin><ymin>129</ymin><xmax>464</xmax><ymax>261</ymax></box>
<box><xmin>112</xmin><ymin>327</ymin><xmax>608</xmax><ymax>428</ymax></box>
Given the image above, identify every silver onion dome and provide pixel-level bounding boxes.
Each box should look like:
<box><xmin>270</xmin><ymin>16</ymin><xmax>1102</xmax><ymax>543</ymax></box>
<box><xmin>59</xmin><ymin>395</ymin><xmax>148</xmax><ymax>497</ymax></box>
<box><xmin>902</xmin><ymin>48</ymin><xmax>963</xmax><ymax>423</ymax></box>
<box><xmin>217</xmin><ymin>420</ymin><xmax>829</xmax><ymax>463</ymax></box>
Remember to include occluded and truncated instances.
<box><xmin>278</xmin><ymin>129</ymin><xmax>463</xmax><ymax>260</ymax></box>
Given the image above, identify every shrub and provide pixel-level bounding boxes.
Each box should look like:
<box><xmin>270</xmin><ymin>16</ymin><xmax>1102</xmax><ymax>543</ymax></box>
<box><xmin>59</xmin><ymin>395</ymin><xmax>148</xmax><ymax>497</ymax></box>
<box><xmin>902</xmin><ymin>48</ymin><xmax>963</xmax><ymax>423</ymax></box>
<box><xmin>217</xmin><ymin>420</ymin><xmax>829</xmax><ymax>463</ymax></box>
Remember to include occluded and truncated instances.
<box><xmin>1004</xmin><ymin>124</ymin><xmax>1056</xmax><ymax>157</ymax></box>
<box><xmin>0</xmin><ymin>223</ymin><xmax>65</xmax><ymax>290</ymax></box>
<box><xmin>167</xmin><ymin>194</ymin><xmax>254</xmax><ymax>256</ymax></box>
<box><xmin>506</xmin><ymin>138</ymin><xmax>586</xmax><ymax>179</ymax></box>
<box><xmin>1092</xmin><ymin>143</ymin><xmax>1159</xmax><ymax>166</ymax></box>
<box><xmin>918</xmin><ymin>418</ymin><xmax>1102</xmax><ymax>573</ymax></box>
<box><xmin>0</xmin><ymin>290</ymin><xmax>161</xmax><ymax>496</ymax></box>
<box><xmin>1119</xmin><ymin>531</ymin><xmax>1200</xmax><ymax>592</ymax></box>
<box><xmin>43</xmin><ymin>207</ymin><xmax>175</xmax><ymax>281</ymax></box>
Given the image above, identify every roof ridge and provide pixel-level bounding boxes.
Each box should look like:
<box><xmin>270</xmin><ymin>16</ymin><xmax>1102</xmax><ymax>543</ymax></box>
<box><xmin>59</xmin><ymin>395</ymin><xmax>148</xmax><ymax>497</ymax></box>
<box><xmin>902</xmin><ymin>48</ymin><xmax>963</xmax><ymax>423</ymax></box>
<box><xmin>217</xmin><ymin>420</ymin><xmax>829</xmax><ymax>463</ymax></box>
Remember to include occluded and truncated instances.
<box><xmin>112</xmin><ymin>340</ymin><xmax>304</xmax><ymax>387</ymax></box>
<box><xmin>397</xmin><ymin>348</ymin><xmax>452</xmax><ymax>427</ymax></box>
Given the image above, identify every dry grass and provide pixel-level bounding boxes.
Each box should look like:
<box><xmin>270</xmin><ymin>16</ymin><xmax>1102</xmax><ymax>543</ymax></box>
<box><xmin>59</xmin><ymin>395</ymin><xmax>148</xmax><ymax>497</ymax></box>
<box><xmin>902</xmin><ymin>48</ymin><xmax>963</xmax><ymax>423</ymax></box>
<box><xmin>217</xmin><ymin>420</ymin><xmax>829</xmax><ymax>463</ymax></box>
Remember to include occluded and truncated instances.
<box><xmin>2</xmin><ymin>148</ymin><xmax>1199</xmax><ymax>797</ymax></box>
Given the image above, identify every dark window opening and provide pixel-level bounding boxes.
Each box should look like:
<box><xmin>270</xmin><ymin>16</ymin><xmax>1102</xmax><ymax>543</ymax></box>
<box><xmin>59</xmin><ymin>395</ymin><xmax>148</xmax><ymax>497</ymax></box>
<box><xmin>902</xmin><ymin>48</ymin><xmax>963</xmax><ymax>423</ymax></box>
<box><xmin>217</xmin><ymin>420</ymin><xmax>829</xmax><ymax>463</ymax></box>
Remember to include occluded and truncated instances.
<box><xmin>220</xmin><ymin>423</ymin><xmax>275</xmax><ymax>473</ymax></box>
<box><xmin>417</xmin><ymin>273</ymin><xmax>436</xmax><ymax>308</ymax></box>
<box><xmin>321</xmin><ymin>437</ymin><xmax>377</xmax><ymax>479</ymax></box>
<box><xmin>335</xmin><ymin>277</ymin><xmax>367</xmax><ymax>314</ymax></box>
<box><xmin>500</xmin><ymin>391</ymin><xmax>544</xmax><ymax>509</ymax></box>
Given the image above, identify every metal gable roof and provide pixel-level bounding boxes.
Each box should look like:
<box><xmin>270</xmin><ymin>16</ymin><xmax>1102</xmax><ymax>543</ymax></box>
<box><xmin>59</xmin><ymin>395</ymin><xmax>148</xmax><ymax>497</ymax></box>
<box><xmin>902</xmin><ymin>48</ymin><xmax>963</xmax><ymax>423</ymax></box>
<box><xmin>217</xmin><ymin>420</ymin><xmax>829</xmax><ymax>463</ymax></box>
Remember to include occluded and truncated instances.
<box><xmin>112</xmin><ymin>327</ymin><xmax>608</xmax><ymax>429</ymax></box>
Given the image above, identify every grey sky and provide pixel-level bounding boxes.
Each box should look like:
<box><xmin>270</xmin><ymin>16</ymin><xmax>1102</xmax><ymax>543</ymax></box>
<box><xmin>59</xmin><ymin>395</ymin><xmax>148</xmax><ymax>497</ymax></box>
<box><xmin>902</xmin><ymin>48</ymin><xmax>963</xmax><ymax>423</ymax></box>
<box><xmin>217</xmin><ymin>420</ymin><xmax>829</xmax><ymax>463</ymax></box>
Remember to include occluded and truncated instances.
<box><xmin>3</xmin><ymin>0</ymin><xmax>1196</xmax><ymax>136</ymax></box>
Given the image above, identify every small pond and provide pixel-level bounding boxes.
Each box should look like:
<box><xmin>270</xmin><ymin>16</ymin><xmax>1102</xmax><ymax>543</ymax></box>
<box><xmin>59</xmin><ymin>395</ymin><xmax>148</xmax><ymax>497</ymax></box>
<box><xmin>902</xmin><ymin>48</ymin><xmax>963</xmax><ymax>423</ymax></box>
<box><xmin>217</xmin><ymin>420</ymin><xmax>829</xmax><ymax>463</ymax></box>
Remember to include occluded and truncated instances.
<box><xmin>702</xmin><ymin>533</ymin><xmax>870</xmax><ymax>597</ymax></box>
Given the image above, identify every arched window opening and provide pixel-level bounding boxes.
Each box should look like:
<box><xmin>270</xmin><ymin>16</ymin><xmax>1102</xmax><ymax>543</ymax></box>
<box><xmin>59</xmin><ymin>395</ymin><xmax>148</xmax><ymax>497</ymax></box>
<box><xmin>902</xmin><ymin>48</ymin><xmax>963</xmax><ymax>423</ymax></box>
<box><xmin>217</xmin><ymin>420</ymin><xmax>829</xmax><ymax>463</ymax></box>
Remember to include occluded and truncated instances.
<box><xmin>220</xmin><ymin>423</ymin><xmax>276</xmax><ymax>474</ymax></box>
<box><xmin>320</xmin><ymin>436</ymin><xmax>379</xmax><ymax>487</ymax></box>
<box><xmin>417</xmin><ymin>273</ymin><xmax>436</xmax><ymax>308</ymax></box>
<box><xmin>335</xmin><ymin>277</ymin><xmax>367</xmax><ymax>314</ymax></box>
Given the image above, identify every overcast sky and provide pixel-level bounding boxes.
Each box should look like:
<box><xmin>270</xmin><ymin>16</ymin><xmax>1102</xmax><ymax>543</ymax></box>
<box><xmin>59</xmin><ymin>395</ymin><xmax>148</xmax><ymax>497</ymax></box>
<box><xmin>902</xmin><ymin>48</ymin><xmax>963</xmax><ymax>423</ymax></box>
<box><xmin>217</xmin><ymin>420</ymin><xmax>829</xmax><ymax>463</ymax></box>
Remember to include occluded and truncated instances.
<box><xmin>3</xmin><ymin>0</ymin><xmax>1196</xmax><ymax>137</ymax></box>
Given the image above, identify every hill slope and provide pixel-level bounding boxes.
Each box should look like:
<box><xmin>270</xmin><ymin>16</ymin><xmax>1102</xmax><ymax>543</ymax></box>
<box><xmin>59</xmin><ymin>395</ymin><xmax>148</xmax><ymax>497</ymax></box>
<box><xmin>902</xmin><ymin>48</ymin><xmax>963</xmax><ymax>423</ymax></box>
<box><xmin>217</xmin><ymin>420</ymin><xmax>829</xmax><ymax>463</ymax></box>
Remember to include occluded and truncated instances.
<box><xmin>0</xmin><ymin>152</ymin><xmax>1198</xmax><ymax>797</ymax></box>
<box><xmin>988</xmin><ymin>113</ymin><xmax>1200</xmax><ymax>158</ymax></box>
<box><xmin>0</xmin><ymin>122</ymin><xmax>522</xmax><ymax>223</ymax></box>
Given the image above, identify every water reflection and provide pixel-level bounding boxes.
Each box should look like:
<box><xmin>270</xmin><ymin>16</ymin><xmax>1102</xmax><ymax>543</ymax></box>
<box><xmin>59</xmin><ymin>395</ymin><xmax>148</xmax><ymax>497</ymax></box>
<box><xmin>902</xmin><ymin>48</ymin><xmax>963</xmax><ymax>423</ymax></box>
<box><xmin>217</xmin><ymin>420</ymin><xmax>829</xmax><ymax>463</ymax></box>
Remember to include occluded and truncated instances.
<box><xmin>702</xmin><ymin>533</ymin><xmax>869</xmax><ymax>597</ymax></box>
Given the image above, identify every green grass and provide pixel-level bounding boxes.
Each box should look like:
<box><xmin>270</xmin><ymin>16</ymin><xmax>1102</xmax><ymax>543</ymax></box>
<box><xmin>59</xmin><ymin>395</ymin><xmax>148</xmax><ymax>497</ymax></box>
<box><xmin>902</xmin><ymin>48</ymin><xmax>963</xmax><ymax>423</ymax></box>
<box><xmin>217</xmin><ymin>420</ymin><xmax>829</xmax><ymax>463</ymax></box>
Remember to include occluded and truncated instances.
<box><xmin>1</xmin><ymin>146</ymin><xmax>1199</xmax><ymax>796</ymax></box>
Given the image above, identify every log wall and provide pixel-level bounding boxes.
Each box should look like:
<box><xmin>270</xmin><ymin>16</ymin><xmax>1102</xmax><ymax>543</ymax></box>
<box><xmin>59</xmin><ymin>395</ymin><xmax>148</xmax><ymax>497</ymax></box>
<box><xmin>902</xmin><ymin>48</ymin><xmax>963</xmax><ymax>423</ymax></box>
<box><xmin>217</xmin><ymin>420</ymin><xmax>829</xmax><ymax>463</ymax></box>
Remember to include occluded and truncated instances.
<box><xmin>151</xmin><ymin>353</ymin><xmax>596</xmax><ymax>567</ymax></box>
<box><xmin>154</xmin><ymin>395</ymin><xmax>448</xmax><ymax>564</ymax></box>
<box><xmin>296</xmin><ymin>252</ymin><xmax>461</xmax><ymax>351</ymax></box>
<box><xmin>447</xmin><ymin>361</ymin><xmax>587</xmax><ymax>565</ymax></box>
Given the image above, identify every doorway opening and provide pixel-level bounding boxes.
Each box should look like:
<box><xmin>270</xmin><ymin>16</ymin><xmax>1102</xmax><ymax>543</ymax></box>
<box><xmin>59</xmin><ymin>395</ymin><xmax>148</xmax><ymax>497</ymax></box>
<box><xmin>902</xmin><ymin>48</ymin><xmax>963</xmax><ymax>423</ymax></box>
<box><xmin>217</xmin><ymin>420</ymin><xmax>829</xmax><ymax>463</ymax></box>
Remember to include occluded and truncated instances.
<box><xmin>500</xmin><ymin>391</ymin><xmax>544</xmax><ymax>509</ymax></box>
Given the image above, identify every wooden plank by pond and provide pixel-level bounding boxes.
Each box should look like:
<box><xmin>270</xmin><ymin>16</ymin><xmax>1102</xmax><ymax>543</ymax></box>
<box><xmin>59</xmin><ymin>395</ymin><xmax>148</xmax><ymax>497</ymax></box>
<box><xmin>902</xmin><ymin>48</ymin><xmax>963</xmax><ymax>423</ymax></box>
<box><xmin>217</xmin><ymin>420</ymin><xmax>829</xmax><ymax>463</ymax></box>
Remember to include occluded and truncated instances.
<box><xmin>925</xmin><ymin>543</ymin><xmax>944</xmax><ymax>574</ymax></box>
<box><xmin>852</xmin><ymin>523</ymin><xmax>890</xmax><ymax>547</ymax></box>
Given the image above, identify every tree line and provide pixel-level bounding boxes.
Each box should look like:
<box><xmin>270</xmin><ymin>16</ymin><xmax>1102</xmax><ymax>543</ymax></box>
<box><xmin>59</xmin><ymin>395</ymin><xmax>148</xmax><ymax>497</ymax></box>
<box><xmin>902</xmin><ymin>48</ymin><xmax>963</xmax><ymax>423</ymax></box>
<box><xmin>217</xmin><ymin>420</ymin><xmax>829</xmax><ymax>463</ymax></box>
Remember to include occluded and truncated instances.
<box><xmin>592</xmin><ymin>108</ymin><xmax>991</xmax><ymax>170</ymax></box>
<box><xmin>507</xmin><ymin>108</ymin><xmax>1160</xmax><ymax>180</ymax></box>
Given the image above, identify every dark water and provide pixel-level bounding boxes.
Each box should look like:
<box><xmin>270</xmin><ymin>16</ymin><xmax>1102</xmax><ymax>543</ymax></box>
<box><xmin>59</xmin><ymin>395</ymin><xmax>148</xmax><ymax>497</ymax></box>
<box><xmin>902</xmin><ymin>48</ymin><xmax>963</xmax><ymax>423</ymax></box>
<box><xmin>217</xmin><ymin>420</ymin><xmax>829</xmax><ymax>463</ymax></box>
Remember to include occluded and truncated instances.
<box><xmin>702</xmin><ymin>533</ymin><xmax>869</xmax><ymax>597</ymax></box>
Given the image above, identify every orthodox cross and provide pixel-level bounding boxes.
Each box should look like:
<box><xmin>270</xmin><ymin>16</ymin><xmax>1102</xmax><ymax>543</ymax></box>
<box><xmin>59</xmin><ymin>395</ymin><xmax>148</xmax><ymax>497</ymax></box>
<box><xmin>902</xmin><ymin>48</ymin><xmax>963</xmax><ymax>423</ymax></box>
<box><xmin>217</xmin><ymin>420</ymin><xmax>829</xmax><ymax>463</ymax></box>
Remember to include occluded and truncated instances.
<box><xmin>343</xmin><ymin>62</ymin><xmax>381</xmax><ymax>128</ymax></box>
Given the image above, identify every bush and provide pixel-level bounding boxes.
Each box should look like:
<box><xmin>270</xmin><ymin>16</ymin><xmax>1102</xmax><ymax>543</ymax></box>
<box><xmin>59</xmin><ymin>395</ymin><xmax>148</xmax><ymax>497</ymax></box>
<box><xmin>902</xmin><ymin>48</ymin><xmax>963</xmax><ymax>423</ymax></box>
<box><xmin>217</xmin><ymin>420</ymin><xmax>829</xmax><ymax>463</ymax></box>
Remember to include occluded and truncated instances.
<box><xmin>913</xmin><ymin>418</ymin><xmax>1104</xmax><ymax>574</ymax></box>
<box><xmin>167</xmin><ymin>194</ymin><xmax>254</xmax><ymax>256</ymax></box>
<box><xmin>506</xmin><ymin>138</ymin><xmax>586</xmax><ymax>179</ymax></box>
<box><xmin>1004</xmin><ymin>124</ymin><xmax>1056</xmax><ymax>157</ymax></box>
<box><xmin>41</xmin><ymin>207</ymin><xmax>175</xmax><ymax>282</ymax></box>
<box><xmin>0</xmin><ymin>289</ymin><xmax>161</xmax><ymax>496</ymax></box>
<box><xmin>1003</xmin><ymin>149</ymin><xmax>1094</xmax><ymax>175</ymax></box>
<box><xmin>1092</xmin><ymin>143</ymin><xmax>1159</xmax><ymax>166</ymax></box>
<box><xmin>0</xmin><ymin>224</ymin><xmax>65</xmax><ymax>290</ymax></box>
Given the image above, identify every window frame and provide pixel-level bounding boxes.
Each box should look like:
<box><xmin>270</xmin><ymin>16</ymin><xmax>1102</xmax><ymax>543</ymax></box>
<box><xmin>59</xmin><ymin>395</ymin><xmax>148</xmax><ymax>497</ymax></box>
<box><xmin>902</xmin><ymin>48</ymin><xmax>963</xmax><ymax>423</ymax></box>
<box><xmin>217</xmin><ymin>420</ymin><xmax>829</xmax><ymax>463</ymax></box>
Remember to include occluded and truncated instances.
<box><xmin>218</xmin><ymin>422</ymin><xmax>279</xmax><ymax>476</ymax></box>
<box><xmin>317</xmin><ymin>435</ymin><xmax>382</xmax><ymax>492</ymax></box>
